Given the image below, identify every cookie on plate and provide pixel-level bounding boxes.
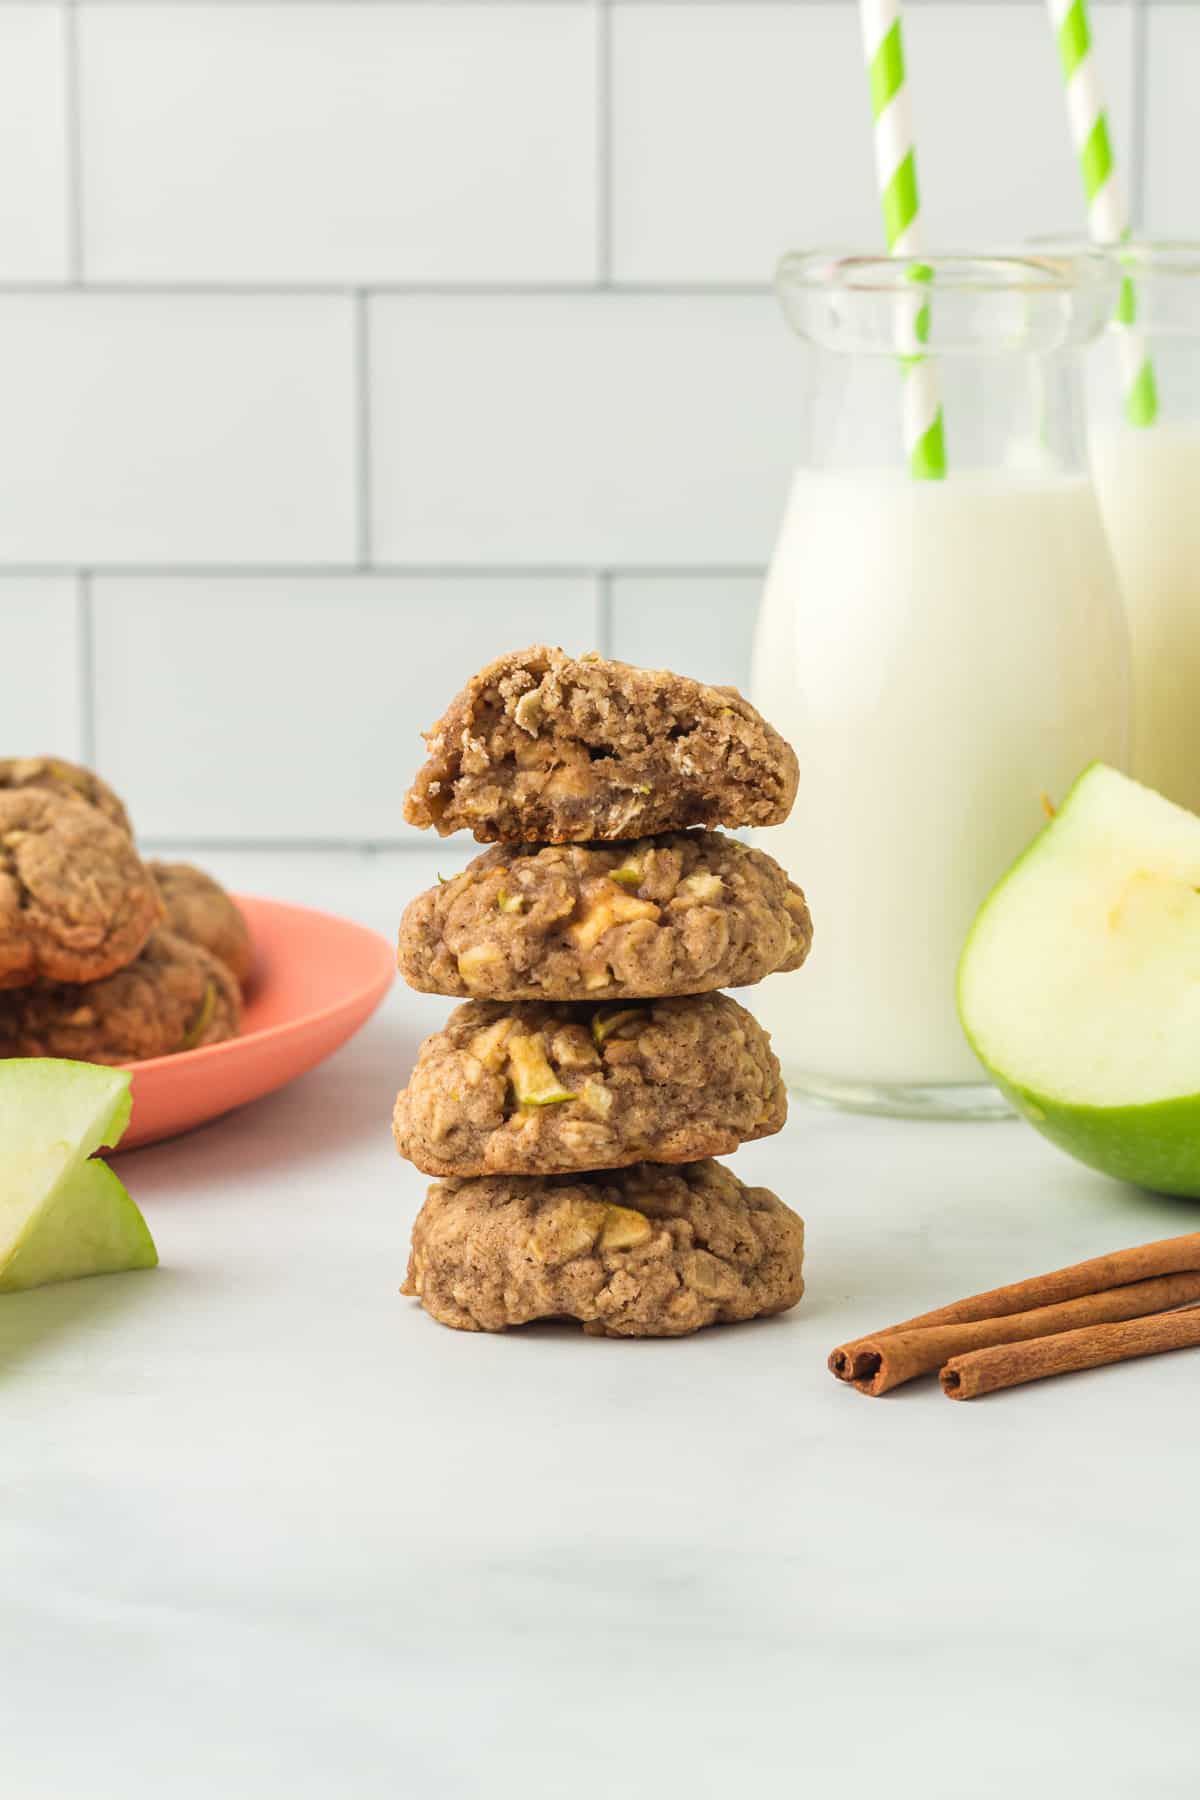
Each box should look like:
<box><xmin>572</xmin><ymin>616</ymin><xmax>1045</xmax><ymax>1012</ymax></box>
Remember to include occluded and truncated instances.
<box><xmin>403</xmin><ymin>646</ymin><xmax>799</xmax><ymax>843</ymax></box>
<box><xmin>0</xmin><ymin>756</ymin><xmax>133</xmax><ymax>836</ymax></box>
<box><xmin>402</xmin><ymin>1157</ymin><xmax>805</xmax><ymax>1336</ymax></box>
<box><xmin>150</xmin><ymin>861</ymin><xmax>253</xmax><ymax>988</ymax></box>
<box><xmin>398</xmin><ymin>830</ymin><xmax>811</xmax><ymax>1002</ymax></box>
<box><xmin>0</xmin><ymin>930</ymin><xmax>242</xmax><ymax>1062</ymax></box>
<box><xmin>394</xmin><ymin>991</ymin><xmax>786</xmax><ymax>1177</ymax></box>
<box><xmin>0</xmin><ymin>790</ymin><xmax>161</xmax><ymax>989</ymax></box>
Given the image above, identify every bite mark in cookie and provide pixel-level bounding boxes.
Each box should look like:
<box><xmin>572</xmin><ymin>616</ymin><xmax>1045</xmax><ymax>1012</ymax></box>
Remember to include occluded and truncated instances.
<box><xmin>0</xmin><ymin>929</ymin><xmax>242</xmax><ymax>1062</ymax></box>
<box><xmin>0</xmin><ymin>790</ymin><xmax>161</xmax><ymax>989</ymax></box>
<box><xmin>398</xmin><ymin>830</ymin><xmax>812</xmax><ymax>1002</ymax></box>
<box><xmin>394</xmin><ymin>991</ymin><xmax>786</xmax><ymax>1177</ymax></box>
<box><xmin>403</xmin><ymin>646</ymin><xmax>799</xmax><ymax>843</ymax></box>
<box><xmin>402</xmin><ymin>1158</ymin><xmax>805</xmax><ymax>1336</ymax></box>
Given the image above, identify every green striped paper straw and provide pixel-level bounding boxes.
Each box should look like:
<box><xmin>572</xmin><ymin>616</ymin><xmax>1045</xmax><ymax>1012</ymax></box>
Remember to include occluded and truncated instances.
<box><xmin>859</xmin><ymin>0</ymin><xmax>946</xmax><ymax>480</ymax></box>
<box><xmin>1048</xmin><ymin>0</ymin><xmax>1158</xmax><ymax>428</ymax></box>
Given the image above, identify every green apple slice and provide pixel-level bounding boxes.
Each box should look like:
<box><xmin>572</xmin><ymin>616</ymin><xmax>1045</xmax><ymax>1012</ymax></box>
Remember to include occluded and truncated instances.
<box><xmin>958</xmin><ymin>763</ymin><xmax>1200</xmax><ymax>1196</ymax></box>
<box><xmin>0</xmin><ymin>1059</ymin><xmax>157</xmax><ymax>1293</ymax></box>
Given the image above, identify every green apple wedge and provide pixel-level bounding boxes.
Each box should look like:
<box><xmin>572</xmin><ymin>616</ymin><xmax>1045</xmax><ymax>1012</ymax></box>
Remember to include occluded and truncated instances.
<box><xmin>0</xmin><ymin>1059</ymin><xmax>157</xmax><ymax>1293</ymax></box>
<box><xmin>958</xmin><ymin>763</ymin><xmax>1200</xmax><ymax>1197</ymax></box>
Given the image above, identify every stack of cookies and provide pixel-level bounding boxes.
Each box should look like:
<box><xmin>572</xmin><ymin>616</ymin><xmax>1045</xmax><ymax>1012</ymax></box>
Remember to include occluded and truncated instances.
<box><xmin>0</xmin><ymin>756</ymin><xmax>251</xmax><ymax>1062</ymax></box>
<box><xmin>394</xmin><ymin>647</ymin><xmax>811</xmax><ymax>1339</ymax></box>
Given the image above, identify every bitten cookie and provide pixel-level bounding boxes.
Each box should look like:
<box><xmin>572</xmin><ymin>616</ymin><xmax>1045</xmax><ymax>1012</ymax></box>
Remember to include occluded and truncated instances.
<box><xmin>150</xmin><ymin>861</ymin><xmax>254</xmax><ymax>988</ymax></box>
<box><xmin>0</xmin><ymin>756</ymin><xmax>133</xmax><ymax>836</ymax></box>
<box><xmin>394</xmin><ymin>991</ymin><xmax>786</xmax><ymax>1177</ymax></box>
<box><xmin>0</xmin><ymin>791</ymin><xmax>161</xmax><ymax>989</ymax></box>
<box><xmin>402</xmin><ymin>1158</ymin><xmax>805</xmax><ymax>1337</ymax></box>
<box><xmin>0</xmin><ymin>930</ymin><xmax>242</xmax><ymax>1062</ymax></box>
<box><xmin>403</xmin><ymin>646</ymin><xmax>799</xmax><ymax>843</ymax></box>
<box><xmin>398</xmin><ymin>830</ymin><xmax>812</xmax><ymax>1002</ymax></box>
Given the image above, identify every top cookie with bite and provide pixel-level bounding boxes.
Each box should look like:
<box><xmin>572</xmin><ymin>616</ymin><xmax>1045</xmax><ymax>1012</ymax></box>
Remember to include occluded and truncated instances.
<box><xmin>403</xmin><ymin>646</ymin><xmax>799</xmax><ymax>843</ymax></box>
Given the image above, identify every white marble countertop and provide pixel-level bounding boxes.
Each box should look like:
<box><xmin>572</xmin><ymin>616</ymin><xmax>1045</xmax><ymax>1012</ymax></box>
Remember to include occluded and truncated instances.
<box><xmin>5</xmin><ymin>850</ymin><xmax>1199</xmax><ymax>1799</ymax></box>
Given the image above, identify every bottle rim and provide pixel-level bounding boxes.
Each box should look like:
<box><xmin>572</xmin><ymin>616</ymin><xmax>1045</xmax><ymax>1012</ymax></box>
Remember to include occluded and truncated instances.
<box><xmin>778</xmin><ymin>249</ymin><xmax>1118</xmax><ymax>297</ymax></box>
<box><xmin>775</xmin><ymin>250</ymin><xmax>1121</xmax><ymax>356</ymax></box>
<box><xmin>1030</xmin><ymin>236</ymin><xmax>1200</xmax><ymax>281</ymax></box>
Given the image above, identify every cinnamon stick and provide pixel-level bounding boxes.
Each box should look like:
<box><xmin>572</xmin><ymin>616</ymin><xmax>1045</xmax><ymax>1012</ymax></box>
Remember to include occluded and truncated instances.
<box><xmin>828</xmin><ymin>1229</ymin><xmax>1200</xmax><ymax>1382</ymax></box>
<box><xmin>941</xmin><ymin>1306</ymin><xmax>1200</xmax><ymax>1400</ymax></box>
<box><xmin>833</xmin><ymin>1271</ymin><xmax>1200</xmax><ymax>1395</ymax></box>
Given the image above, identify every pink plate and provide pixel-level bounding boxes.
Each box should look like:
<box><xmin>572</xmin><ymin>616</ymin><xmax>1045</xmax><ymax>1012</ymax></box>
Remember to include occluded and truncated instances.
<box><xmin>117</xmin><ymin>896</ymin><xmax>395</xmax><ymax>1150</ymax></box>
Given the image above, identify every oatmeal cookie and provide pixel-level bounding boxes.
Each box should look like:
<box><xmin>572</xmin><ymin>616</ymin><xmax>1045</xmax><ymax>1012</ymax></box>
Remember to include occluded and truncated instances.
<box><xmin>0</xmin><ymin>791</ymin><xmax>161</xmax><ymax>989</ymax></box>
<box><xmin>402</xmin><ymin>1158</ymin><xmax>805</xmax><ymax>1336</ymax></box>
<box><xmin>394</xmin><ymin>991</ymin><xmax>786</xmax><ymax>1177</ymax></box>
<box><xmin>398</xmin><ymin>830</ymin><xmax>811</xmax><ymax>1001</ymax></box>
<box><xmin>403</xmin><ymin>646</ymin><xmax>799</xmax><ymax>843</ymax></box>
<box><xmin>150</xmin><ymin>861</ymin><xmax>253</xmax><ymax>988</ymax></box>
<box><xmin>0</xmin><ymin>930</ymin><xmax>242</xmax><ymax>1062</ymax></box>
<box><xmin>0</xmin><ymin>756</ymin><xmax>133</xmax><ymax>835</ymax></box>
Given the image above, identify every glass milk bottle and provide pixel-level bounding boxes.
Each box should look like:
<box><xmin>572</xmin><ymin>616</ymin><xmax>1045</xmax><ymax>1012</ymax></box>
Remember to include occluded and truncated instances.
<box><xmin>751</xmin><ymin>253</ymin><xmax>1130</xmax><ymax>1119</ymax></box>
<box><xmin>1088</xmin><ymin>243</ymin><xmax>1200</xmax><ymax>813</ymax></box>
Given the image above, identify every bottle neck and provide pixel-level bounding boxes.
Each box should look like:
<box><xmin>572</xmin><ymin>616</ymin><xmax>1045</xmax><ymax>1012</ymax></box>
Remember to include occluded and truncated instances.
<box><xmin>801</xmin><ymin>349</ymin><xmax>1090</xmax><ymax>478</ymax></box>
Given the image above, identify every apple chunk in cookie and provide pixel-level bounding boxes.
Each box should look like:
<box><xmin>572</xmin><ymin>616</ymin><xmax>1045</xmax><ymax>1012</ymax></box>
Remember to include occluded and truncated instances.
<box><xmin>398</xmin><ymin>830</ymin><xmax>812</xmax><ymax>1002</ymax></box>
<box><xmin>393</xmin><ymin>991</ymin><xmax>786</xmax><ymax>1177</ymax></box>
<box><xmin>403</xmin><ymin>645</ymin><xmax>799</xmax><ymax>843</ymax></box>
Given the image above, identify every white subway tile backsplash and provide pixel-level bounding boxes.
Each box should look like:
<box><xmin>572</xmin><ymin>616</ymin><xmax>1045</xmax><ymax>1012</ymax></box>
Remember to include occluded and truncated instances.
<box><xmin>91</xmin><ymin>576</ymin><xmax>598</xmax><ymax>842</ymax></box>
<box><xmin>611</xmin><ymin>3</ymin><xmax>1135</xmax><ymax>284</ymax></box>
<box><xmin>0</xmin><ymin>0</ymin><xmax>1159</xmax><ymax>855</ymax></box>
<box><xmin>0</xmin><ymin>582</ymin><xmax>83</xmax><ymax>757</ymax></box>
<box><xmin>611</xmin><ymin>6</ymin><xmax>876</xmax><ymax>284</ymax></box>
<box><xmin>369</xmin><ymin>294</ymin><xmax>806</xmax><ymax>566</ymax></box>
<box><xmin>1144</xmin><ymin>8</ymin><xmax>1199</xmax><ymax>237</ymax></box>
<box><xmin>0</xmin><ymin>9</ymin><xmax>69</xmax><ymax>280</ymax></box>
<box><xmin>609</xmin><ymin>574</ymin><xmax>761</xmax><ymax>696</ymax></box>
<box><xmin>79</xmin><ymin>4</ymin><xmax>598</xmax><ymax>284</ymax></box>
<box><xmin>0</xmin><ymin>296</ymin><xmax>355</xmax><ymax>565</ymax></box>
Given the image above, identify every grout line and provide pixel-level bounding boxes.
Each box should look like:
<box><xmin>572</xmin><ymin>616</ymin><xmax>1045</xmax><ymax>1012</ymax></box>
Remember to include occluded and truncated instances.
<box><xmin>0</xmin><ymin>562</ymin><xmax>766</xmax><ymax>580</ymax></box>
<box><xmin>76</xmin><ymin>573</ymin><xmax>96</xmax><ymax>764</ymax></box>
<box><xmin>595</xmin><ymin>0</ymin><xmax>612</xmax><ymax>287</ymax></box>
<box><xmin>1129</xmin><ymin>0</ymin><xmax>1149</xmax><ymax>233</ymax></box>
<box><xmin>0</xmin><ymin>280</ymin><xmax>772</xmax><ymax>299</ymax></box>
<box><xmin>354</xmin><ymin>292</ymin><xmax>372</xmax><ymax>568</ymax></box>
<box><xmin>62</xmin><ymin>2</ymin><xmax>84</xmax><ymax>285</ymax></box>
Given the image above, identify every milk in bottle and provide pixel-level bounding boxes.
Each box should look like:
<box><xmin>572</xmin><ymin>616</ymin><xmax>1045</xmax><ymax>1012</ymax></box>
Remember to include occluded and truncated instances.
<box><xmin>752</xmin><ymin>253</ymin><xmax>1130</xmax><ymax>1117</ymax></box>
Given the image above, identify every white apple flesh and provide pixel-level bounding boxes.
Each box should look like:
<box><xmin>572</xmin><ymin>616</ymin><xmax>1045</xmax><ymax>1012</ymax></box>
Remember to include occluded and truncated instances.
<box><xmin>0</xmin><ymin>1059</ymin><xmax>157</xmax><ymax>1293</ymax></box>
<box><xmin>959</xmin><ymin>763</ymin><xmax>1200</xmax><ymax>1197</ymax></box>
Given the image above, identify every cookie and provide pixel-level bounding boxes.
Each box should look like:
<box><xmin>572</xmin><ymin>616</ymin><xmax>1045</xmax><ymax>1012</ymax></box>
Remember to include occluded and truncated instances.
<box><xmin>0</xmin><ymin>930</ymin><xmax>242</xmax><ymax>1063</ymax></box>
<box><xmin>402</xmin><ymin>1157</ymin><xmax>805</xmax><ymax>1337</ymax></box>
<box><xmin>403</xmin><ymin>646</ymin><xmax>799</xmax><ymax>843</ymax></box>
<box><xmin>0</xmin><ymin>790</ymin><xmax>161</xmax><ymax>990</ymax></box>
<box><xmin>0</xmin><ymin>756</ymin><xmax>133</xmax><ymax>836</ymax></box>
<box><xmin>394</xmin><ymin>991</ymin><xmax>786</xmax><ymax>1177</ymax></box>
<box><xmin>150</xmin><ymin>861</ymin><xmax>254</xmax><ymax>988</ymax></box>
<box><xmin>398</xmin><ymin>830</ymin><xmax>812</xmax><ymax>1002</ymax></box>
